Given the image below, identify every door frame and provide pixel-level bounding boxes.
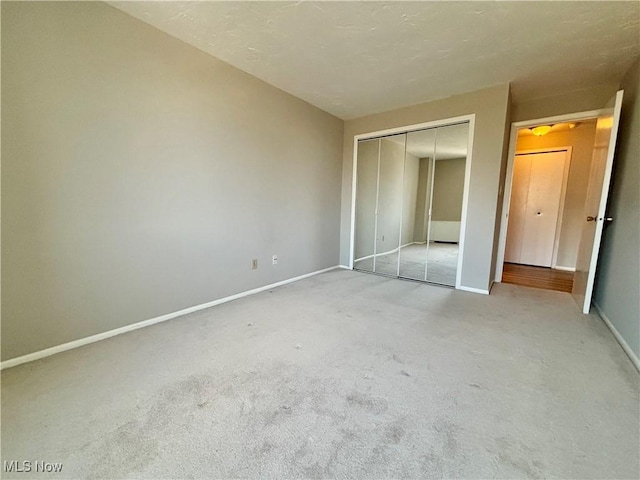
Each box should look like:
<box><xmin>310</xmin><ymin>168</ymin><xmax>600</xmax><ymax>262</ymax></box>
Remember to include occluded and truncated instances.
<box><xmin>509</xmin><ymin>147</ymin><xmax>573</xmax><ymax>269</ymax></box>
<box><xmin>349</xmin><ymin>114</ymin><xmax>475</xmax><ymax>290</ymax></box>
<box><xmin>494</xmin><ymin>110</ymin><xmax>603</xmax><ymax>283</ymax></box>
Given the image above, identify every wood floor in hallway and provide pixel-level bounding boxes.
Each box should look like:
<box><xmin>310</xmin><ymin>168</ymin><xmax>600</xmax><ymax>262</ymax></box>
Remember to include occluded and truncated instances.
<box><xmin>502</xmin><ymin>262</ymin><xmax>574</xmax><ymax>293</ymax></box>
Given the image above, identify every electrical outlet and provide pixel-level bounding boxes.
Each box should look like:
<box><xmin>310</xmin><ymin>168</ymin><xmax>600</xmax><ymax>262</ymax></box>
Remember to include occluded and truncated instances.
<box><xmin>272</xmin><ymin>255</ymin><xmax>278</xmax><ymax>265</ymax></box>
<box><xmin>251</xmin><ymin>259</ymin><xmax>258</xmax><ymax>270</ymax></box>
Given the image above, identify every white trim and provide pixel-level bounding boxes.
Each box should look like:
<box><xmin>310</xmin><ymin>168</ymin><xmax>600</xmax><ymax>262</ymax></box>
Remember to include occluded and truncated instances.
<box><xmin>353</xmin><ymin>115</ymin><xmax>476</xmax><ymax>142</ymax></box>
<box><xmin>354</xmin><ymin>241</ymin><xmax>419</xmax><ymax>264</ymax></box>
<box><xmin>338</xmin><ymin>265</ymin><xmax>351</xmax><ymax>270</ymax></box>
<box><xmin>1</xmin><ymin>265</ymin><xmax>342</xmax><ymax>370</ymax></box>
<box><xmin>458</xmin><ymin>285</ymin><xmax>490</xmax><ymax>295</ymax></box>
<box><xmin>372</xmin><ymin>138</ymin><xmax>382</xmax><ymax>272</ymax></box>
<box><xmin>580</xmin><ymin>91</ymin><xmax>624</xmax><ymax>314</ymax></box>
<box><xmin>494</xmin><ymin>108</ymin><xmax>604</xmax><ymax>283</ymax></box>
<box><xmin>554</xmin><ymin>265</ymin><xmax>576</xmax><ymax>272</ymax></box>
<box><xmin>372</xmin><ymin>245</ymin><xmax>402</xmax><ymax>259</ymax></box>
<box><xmin>349</xmin><ymin>139</ymin><xmax>359</xmax><ymax>269</ymax></box>
<box><xmin>349</xmin><ymin>114</ymin><xmax>476</xmax><ymax>290</ymax></box>
<box><xmin>424</xmin><ymin>138</ymin><xmax>437</xmax><ymax>281</ymax></box>
<box><xmin>396</xmin><ymin>135</ymin><xmax>409</xmax><ymax>277</ymax></box>
<box><xmin>594</xmin><ymin>302</ymin><xmax>640</xmax><ymax>373</ymax></box>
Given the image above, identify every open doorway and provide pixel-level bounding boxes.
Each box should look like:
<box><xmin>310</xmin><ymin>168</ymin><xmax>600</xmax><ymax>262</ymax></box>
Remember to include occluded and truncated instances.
<box><xmin>502</xmin><ymin>120</ymin><xmax>597</xmax><ymax>292</ymax></box>
<box><xmin>496</xmin><ymin>91</ymin><xmax>623</xmax><ymax>312</ymax></box>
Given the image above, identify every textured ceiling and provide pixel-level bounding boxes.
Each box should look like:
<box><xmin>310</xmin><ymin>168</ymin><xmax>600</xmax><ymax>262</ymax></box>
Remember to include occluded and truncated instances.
<box><xmin>109</xmin><ymin>1</ymin><xmax>640</xmax><ymax>120</ymax></box>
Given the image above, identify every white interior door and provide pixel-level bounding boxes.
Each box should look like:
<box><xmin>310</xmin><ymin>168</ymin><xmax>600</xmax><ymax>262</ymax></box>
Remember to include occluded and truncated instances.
<box><xmin>572</xmin><ymin>90</ymin><xmax>624</xmax><ymax>314</ymax></box>
<box><xmin>505</xmin><ymin>151</ymin><xmax>566</xmax><ymax>267</ymax></box>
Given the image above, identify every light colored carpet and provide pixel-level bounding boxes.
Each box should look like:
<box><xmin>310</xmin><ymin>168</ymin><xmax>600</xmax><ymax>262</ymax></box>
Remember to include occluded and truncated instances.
<box><xmin>355</xmin><ymin>243</ymin><xmax>458</xmax><ymax>285</ymax></box>
<box><xmin>2</xmin><ymin>270</ymin><xmax>639</xmax><ymax>479</ymax></box>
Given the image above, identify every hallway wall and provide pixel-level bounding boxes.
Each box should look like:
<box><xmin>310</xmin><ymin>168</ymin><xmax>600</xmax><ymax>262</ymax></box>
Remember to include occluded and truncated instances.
<box><xmin>594</xmin><ymin>58</ymin><xmax>640</xmax><ymax>361</ymax></box>
<box><xmin>515</xmin><ymin>122</ymin><xmax>598</xmax><ymax>269</ymax></box>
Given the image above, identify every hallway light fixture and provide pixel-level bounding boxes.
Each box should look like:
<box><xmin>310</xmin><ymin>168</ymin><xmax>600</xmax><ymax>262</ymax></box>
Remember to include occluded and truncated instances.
<box><xmin>531</xmin><ymin>125</ymin><xmax>552</xmax><ymax>136</ymax></box>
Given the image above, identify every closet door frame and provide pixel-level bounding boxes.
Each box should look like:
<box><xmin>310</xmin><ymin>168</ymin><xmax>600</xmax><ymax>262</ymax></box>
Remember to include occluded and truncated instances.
<box><xmin>349</xmin><ymin>114</ymin><xmax>475</xmax><ymax>290</ymax></box>
<box><xmin>494</xmin><ymin>109</ymin><xmax>603</xmax><ymax>283</ymax></box>
<box><xmin>510</xmin><ymin>147</ymin><xmax>572</xmax><ymax>269</ymax></box>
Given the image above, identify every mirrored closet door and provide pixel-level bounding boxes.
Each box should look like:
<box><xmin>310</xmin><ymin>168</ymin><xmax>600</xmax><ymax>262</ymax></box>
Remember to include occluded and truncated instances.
<box><xmin>398</xmin><ymin>129</ymin><xmax>435</xmax><ymax>281</ymax></box>
<box><xmin>353</xmin><ymin>122</ymin><xmax>469</xmax><ymax>287</ymax></box>
<box><xmin>424</xmin><ymin>122</ymin><xmax>468</xmax><ymax>286</ymax></box>
<box><xmin>354</xmin><ymin>138</ymin><xmax>379</xmax><ymax>273</ymax></box>
<box><xmin>374</xmin><ymin>133</ymin><xmax>405</xmax><ymax>276</ymax></box>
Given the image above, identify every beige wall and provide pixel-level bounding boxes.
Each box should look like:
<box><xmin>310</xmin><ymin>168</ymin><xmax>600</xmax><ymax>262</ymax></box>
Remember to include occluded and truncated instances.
<box><xmin>594</xmin><ymin>58</ymin><xmax>640</xmax><ymax>358</ymax></box>
<box><xmin>511</xmin><ymin>84</ymin><xmax>619</xmax><ymax>123</ymax></box>
<box><xmin>413</xmin><ymin>158</ymin><xmax>432</xmax><ymax>243</ymax></box>
<box><xmin>1</xmin><ymin>2</ymin><xmax>344</xmax><ymax>361</ymax></box>
<box><xmin>401</xmin><ymin>152</ymin><xmax>420</xmax><ymax>245</ymax></box>
<box><xmin>432</xmin><ymin>158</ymin><xmax>466</xmax><ymax>222</ymax></box>
<box><xmin>340</xmin><ymin>85</ymin><xmax>511</xmax><ymax>291</ymax></box>
<box><xmin>489</xmin><ymin>89</ymin><xmax>513</xmax><ymax>284</ymax></box>
<box><xmin>516</xmin><ymin>121</ymin><xmax>597</xmax><ymax>268</ymax></box>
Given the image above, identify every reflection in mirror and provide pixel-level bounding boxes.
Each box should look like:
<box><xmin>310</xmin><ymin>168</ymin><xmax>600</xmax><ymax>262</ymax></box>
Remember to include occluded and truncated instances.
<box><xmin>398</xmin><ymin>128</ymin><xmax>436</xmax><ymax>281</ymax></box>
<box><xmin>354</xmin><ymin>139</ymin><xmax>379</xmax><ymax>273</ymax></box>
<box><xmin>373</xmin><ymin>133</ymin><xmax>406</xmax><ymax>276</ymax></box>
<box><xmin>425</xmin><ymin>122</ymin><xmax>469</xmax><ymax>286</ymax></box>
<box><xmin>353</xmin><ymin>121</ymin><xmax>469</xmax><ymax>288</ymax></box>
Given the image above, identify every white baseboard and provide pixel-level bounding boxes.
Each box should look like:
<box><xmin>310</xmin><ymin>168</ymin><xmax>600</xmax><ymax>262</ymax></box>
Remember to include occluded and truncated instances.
<box><xmin>593</xmin><ymin>302</ymin><xmax>640</xmax><ymax>373</ymax></box>
<box><xmin>354</xmin><ymin>242</ymin><xmax>416</xmax><ymax>263</ymax></box>
<box><xmin>338</xmin><ymin>265</ymin><xmax>351</xmax><ymax>270</ymax></box>
<box><xmin>458</xmin><ymin>285</ymin><xmax>490</xmax><ymax>295</ymax></box>
<box><xmin>554</xmin><ymin>265</ymin><xmax>576</xmax><ymax>272</ymax></box>
<box><xmin>1</xmin><ymin>265</ymin><xmax>341</xmax><ymax>371</ymax></box>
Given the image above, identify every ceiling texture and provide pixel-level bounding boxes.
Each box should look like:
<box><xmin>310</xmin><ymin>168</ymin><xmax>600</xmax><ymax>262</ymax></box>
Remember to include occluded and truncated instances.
<box><xmin>110</xmin><ymin>1</ymin><xmax>640</xmax><ymax>120</ymax></box>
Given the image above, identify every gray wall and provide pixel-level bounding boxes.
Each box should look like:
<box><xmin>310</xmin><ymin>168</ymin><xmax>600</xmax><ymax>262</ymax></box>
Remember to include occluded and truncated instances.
<box><xmin>401</xmin><ymin>152</ymin><xmax>420</xmax><ymax>246</ymax></box>
<box><xmin>340</xmin><ymin>85</ymin><xmax>511</xmax><ymax>291</ymax></box>
<box><xmin>413</xmin><ymin>158</ymin><xmax>432</xmax><ymax>243</ymax></box>
<box><xmin>432</xmin><ymin>158</ymin><xmax>466</xmax><ymax>222</ymax></box>
<box><xmin>1</xmin><ymin>2</ymin><xmax>344</xmax><ymax>361</ymax></box>
<box><xmin>489</xmin><ymin>89</ymin><xmax>513</xmax><ymax>285</ymax></box>
<box><xmin>516</xmin><ymin>122</ymin><xmax>597</xmax><ymax>269</ymax></box>
<box><xmin>511</xmin><ymin>84</ymin><xmax>619</xmax><ymax>123</ymax></box>
<box><xmin>594</xmin><ymin>58</ymin><xmax>640</xmax><ymax>359</ymax></box>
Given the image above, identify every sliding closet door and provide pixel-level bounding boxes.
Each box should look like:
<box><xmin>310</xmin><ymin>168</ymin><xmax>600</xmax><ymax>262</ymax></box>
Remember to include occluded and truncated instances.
<box><xmin>374</xmin><ymin>134</ymin><xmax>405</xmax><ymax>276</ymax></box>
<box><xmin>354</xmin><ymin>139</ymin><xmax>379</xmax><ymax>273</ymax></box>
<box><xmin>399</xmin><ymin>129</ymin><xmax>436</xmax><ymax>281</ymax></box>
<box><xmin>425</xmin><ymin>123</ymin><xmax>468</xmax><ymax>286</ymax></box>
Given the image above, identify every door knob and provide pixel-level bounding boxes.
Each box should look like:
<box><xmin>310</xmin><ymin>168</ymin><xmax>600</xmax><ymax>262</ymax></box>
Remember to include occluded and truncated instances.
<box><xmin>604</xmin><ymin>217</ymin><xmax>613</xmax><ymax>222</ymax></box>
<box><xmin>587</xmin><ymin>216</ymin><xmax>597</xmax><ymax>222</ymax></box>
